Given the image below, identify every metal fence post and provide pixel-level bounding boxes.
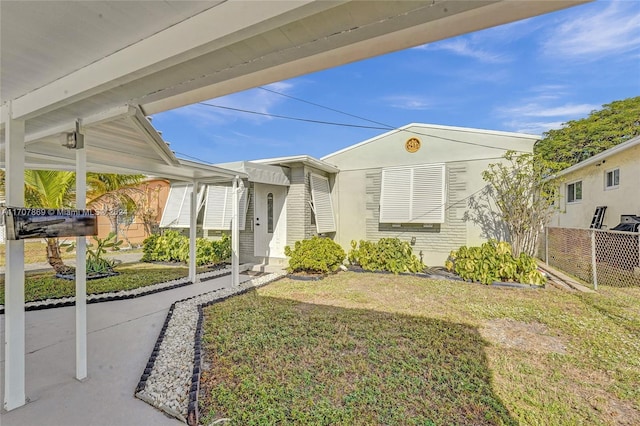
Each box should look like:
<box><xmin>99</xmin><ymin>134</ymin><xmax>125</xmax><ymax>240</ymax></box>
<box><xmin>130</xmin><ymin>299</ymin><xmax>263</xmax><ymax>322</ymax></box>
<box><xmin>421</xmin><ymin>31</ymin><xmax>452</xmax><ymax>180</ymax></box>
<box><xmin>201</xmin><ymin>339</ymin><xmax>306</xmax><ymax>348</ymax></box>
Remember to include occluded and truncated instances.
<box><xmin>591</xmin><ymin>230</ymin><xmax>598</xmax><ymax>290</ymax></box>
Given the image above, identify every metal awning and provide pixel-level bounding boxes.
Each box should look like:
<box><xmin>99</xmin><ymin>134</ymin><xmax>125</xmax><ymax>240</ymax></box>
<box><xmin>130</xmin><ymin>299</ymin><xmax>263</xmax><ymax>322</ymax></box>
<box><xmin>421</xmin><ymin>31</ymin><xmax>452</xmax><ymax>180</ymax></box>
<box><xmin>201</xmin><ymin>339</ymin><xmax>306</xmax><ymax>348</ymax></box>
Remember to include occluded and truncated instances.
<box><xmin>215</xmin><ymin>161</ymin><xmax>290</xmax><ymax>186</ymax></box>
<box><xmin>0</xmin><ymin>105</ymin><xmax>243</xmax><ymax>183</ymax></box>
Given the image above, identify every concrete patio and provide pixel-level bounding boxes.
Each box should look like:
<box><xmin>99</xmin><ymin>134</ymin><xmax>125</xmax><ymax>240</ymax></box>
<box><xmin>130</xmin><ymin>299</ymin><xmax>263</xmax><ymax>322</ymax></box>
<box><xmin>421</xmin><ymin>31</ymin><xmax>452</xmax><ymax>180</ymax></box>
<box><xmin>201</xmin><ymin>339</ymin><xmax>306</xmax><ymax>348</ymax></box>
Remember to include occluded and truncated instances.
<box><xmin>0</xmin><ymin>272</ymin><xmax>252</xmax><ymax>426</ymax></box>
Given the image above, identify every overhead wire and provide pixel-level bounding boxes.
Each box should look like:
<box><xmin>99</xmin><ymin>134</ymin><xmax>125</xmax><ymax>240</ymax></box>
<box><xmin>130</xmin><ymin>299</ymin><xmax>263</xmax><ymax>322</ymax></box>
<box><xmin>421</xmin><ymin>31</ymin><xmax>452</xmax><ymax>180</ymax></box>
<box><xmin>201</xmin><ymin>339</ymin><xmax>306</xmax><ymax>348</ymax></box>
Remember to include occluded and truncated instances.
<box><xmin>256</xmin><ymin>86</ymin><xmax>530</xmax><ymax>154</ymax></box>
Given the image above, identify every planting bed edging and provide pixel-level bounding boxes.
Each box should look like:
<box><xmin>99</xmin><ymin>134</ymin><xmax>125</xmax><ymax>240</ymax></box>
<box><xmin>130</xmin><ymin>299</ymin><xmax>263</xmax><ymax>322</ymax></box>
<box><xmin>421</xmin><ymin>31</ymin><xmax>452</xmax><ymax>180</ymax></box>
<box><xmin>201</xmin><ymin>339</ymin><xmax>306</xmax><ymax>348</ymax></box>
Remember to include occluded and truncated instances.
<box><xmin>134</xmin><ymin>272</ymin><xmax>286</xmax><ymax>425</ymax></box>
<box><xmin>0</xmin><ymin>266</ymin><xmax>239</xmax><ymax>315</ymax></box>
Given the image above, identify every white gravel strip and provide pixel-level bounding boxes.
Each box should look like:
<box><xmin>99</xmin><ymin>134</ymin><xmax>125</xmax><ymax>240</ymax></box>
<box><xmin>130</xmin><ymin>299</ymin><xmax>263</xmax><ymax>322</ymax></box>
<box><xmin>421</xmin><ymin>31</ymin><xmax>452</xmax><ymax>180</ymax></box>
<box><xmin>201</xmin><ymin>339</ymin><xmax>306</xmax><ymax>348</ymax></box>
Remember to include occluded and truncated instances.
<box><xmin>135</xmin><ymin>272</ymin><xmax>285</xmax><ymax>423</ymax></box>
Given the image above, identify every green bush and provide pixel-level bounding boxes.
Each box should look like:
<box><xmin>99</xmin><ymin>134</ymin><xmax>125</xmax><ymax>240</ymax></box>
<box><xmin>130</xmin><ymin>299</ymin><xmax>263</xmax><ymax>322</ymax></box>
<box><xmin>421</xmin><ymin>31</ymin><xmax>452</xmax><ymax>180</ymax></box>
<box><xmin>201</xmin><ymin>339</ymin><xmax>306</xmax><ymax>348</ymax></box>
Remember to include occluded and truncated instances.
<box><xmin>348</xmin><ymin>238</ymin><xmax>425</xmax><ymax>274</ymax></box>
<box><xmin>284</xmin><ymin>236</ymin><xmax>346</xmax><ymax>274</ymax></box>
<box><xmin>445</xmin><ymin>240</ymin><xmax>546</xmax><ymax>285</ymax></box>
<box><xmin>142</xmin><ymin>230</ymin><xmax>231</xmax><ymax>266</ymax></box>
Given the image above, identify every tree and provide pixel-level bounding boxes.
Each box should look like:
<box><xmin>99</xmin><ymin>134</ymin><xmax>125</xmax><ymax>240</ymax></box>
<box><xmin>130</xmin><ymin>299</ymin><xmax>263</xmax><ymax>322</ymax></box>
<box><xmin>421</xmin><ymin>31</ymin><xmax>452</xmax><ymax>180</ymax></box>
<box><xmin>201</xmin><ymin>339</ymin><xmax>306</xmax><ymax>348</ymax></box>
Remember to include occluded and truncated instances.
<box><xmin>87</xmin><ymin>173</ymin><xmax>144</xmax><ymax>243</ymax></box>
<box><xmin>535</xmin><ymin>96</ymin><xmax>640</xmax><ymax>168</ymax></box>
<box><xmin>2</xmin><ymin>170</ymin><xmax>144</xmax><ymax>274</ymax></box>
<box><xmin>481</xmin><ymin>151</ymin><xmax>560</xmax><ymax>258</ymax></box>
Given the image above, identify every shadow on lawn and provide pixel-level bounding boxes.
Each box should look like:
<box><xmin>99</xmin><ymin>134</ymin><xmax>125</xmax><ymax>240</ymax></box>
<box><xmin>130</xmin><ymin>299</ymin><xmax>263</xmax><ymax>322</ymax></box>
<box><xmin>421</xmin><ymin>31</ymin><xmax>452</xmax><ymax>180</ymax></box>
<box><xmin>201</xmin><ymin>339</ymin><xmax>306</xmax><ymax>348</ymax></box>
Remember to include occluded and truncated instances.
<box><xmin>199</xmin><ymin>291</ymin><xmax>516</xmax><ymax>426</ymax></box>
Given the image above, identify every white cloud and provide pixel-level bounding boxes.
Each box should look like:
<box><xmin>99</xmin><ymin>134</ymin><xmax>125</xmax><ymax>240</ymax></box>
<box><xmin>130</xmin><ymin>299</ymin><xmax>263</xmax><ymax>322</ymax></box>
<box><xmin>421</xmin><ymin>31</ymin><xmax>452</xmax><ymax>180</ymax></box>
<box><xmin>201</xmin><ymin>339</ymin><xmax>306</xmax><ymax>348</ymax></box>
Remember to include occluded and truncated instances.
<box><xmin>503</xmin><ymin>120</ymin><xmax>565</xmax><ymax>135</ymax></box>
<box><xmin>421</xmin><ymin>38</ymin><xmax>511</xmax><ymax>63</ymax></box>
<box><xmin>500</xmin><ymin>102</ymin><xmax>599</xmax><ymax>118</ymax></box>
<box><xmin>381</xmin><ymin>95</ymin><xmax>434</xmax><ymax>110</ymax></box>
<box><xmin>541</xmin><ymin>0</ymin><xmax>640</xmax><ymax>60</ymax></box>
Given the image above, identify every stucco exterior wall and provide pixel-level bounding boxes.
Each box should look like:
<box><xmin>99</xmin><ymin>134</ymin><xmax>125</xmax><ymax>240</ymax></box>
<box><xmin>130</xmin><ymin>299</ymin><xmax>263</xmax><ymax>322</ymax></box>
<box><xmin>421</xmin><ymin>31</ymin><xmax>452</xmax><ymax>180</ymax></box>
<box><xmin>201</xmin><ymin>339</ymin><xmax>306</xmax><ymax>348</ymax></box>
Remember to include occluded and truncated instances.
<box><xmin>551</xmin><ymin>143</ymin><xmax>640</xmax><ymax>230</ymax></box>
<box><xmin>324</xmin><ymin>124</ymin><xmax>538</xmax><ymax>266</ymax></box>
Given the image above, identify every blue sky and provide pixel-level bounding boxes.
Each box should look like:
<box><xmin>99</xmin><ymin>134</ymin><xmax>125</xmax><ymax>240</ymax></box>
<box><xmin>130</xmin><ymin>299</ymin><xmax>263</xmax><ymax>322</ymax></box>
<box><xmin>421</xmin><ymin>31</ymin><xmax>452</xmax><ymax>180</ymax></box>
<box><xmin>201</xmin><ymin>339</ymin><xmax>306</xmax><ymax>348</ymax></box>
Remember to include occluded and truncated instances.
<box><xmin>152</xmin><ymin>0</ymin><xmax>640</xmax><ymax>164</ymax></box>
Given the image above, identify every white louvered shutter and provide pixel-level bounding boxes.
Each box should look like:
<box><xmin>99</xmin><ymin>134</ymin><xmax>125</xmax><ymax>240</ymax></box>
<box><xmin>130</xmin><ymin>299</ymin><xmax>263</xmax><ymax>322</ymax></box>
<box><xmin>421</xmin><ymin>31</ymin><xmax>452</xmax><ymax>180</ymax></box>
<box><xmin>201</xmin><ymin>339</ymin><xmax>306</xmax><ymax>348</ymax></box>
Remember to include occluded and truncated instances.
<box><xmin>411</xmin><ymin>164</ymin><xmax>445</xmax><ymax>223</ymax></box>
<box><xmin>379</xmin><ymin>168</ymin><xmax>411</xmax><ymax>223</ymax></box>
<box><xmin>203</xmin><ymin>186</ymin><xmax>229</xmax><ymax>230</ymax></box>
<box><xmin>309</xmin><ymin>174</ymin><xmax>336</xmax><ymax>233</ymax></box>
<box><xmin>160</xmin><ymin>184</ymin><xmax>190</xmax><ymax>228</ymax></box>
<box><xmin>203</xmin><ymin>185</ymin><xmax>248</xmax><ymax>230</ymax></box>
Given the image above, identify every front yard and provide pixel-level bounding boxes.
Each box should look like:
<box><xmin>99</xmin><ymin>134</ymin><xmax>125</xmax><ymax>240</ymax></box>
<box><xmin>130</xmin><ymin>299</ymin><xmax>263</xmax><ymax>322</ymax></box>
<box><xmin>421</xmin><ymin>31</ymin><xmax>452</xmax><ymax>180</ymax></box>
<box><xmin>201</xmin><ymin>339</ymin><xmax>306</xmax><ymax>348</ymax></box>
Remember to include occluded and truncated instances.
<box><xmin>200</xmin><ymin>272</ymin><xmax>640</xmax><ymax>425</ymax></box>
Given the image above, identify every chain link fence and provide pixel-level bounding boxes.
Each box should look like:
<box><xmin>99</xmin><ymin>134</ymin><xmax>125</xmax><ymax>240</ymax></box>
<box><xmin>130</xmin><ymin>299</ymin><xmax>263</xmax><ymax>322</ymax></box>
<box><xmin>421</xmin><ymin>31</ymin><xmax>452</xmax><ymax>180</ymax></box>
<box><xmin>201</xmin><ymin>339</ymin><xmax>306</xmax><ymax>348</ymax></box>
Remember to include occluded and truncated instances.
<box><xmin>541</xmin><ymin>226</ymin><xmax>640</xmax><ymax>289</ymax></box>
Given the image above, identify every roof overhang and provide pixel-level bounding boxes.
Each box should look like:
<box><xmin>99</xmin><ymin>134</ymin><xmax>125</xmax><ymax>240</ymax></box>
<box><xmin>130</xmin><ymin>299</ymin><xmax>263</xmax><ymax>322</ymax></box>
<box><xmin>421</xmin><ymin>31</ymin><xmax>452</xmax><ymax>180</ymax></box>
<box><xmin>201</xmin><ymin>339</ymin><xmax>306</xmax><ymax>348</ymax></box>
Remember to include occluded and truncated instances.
<box><xmin>215</xmin><ymin>161</ymin><xmax>290</xmax><ymax>186</ymax></box>
<box><xmin>0</xmin><ymin>104</ymin><xmax>243</xmax><ymax>183</ymax></box>
<box><xmin>253</xmin><ymin>155</ymin><xmax>340</xmax><ymax>174</ymax></box>
<box><xmin>554</xmin><ymin>135</ymin><xmax>640</xmax><ymax>178</ymax></box>
<box><xmin>1</xmin><ymin>0</ymin><xmax>588</xmax><ymax>143</ymax></box>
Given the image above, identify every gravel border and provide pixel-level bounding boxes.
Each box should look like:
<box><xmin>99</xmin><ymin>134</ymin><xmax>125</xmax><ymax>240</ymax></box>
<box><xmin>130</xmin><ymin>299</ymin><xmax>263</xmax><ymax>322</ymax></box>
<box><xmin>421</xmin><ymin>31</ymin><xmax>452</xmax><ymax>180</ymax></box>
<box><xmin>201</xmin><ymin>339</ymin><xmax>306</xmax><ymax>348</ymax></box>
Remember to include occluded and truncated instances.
<box><xmin>0</xmin><ymin>267</ymin><xmax>235</xmax><ymax>315</ymax></box>
<box><xmin>134</xmin><ymin>272</ymin><xmax>286</xmax><ymax>424</ymax></box>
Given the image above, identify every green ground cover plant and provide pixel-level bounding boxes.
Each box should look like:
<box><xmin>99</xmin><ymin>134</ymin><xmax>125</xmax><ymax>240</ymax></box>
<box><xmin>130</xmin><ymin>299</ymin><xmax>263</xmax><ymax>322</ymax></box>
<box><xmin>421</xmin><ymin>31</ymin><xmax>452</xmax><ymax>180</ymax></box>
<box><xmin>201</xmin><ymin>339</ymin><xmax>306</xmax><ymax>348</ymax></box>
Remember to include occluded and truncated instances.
<box><xmin>284</xmin><ymin>236</ymin><xmax>346</xmax><ymax>274</ymax></box>
<box><xmin>348</xmin><ymin>238</ymin><xmax>424</xmax><ymax>273</ymax></box>
<box><xmin>200</xmin><ymin>272</ymin><xmax>640</xmax><ymax>425</ymax></box>
<box><xmin>0</xmin><ymin>263</ymin><xmax>190</xmax><ymax>304</ymax></box>
<box><xmin>141</xmin><ymin>231</ymin><xmax>230</xmax><ymax>266</ymax></box>
<box><xmin>446</xmin><ymin>240</ymin><xmax>546</xmax><ymax>285</ymax></box>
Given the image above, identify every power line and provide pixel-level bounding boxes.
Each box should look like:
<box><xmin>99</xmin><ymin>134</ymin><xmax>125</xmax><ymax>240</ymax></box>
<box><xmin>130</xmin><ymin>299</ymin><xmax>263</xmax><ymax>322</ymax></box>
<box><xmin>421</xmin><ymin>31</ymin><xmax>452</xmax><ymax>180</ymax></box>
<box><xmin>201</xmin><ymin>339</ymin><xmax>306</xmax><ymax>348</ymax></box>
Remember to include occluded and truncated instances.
<box><xmin>197</xmin><ymin>102</ymin><xmax>390</xmax><ymax>130</ymax></box>
<box><xmin>257</xmin><ymin>86</ymin><xmax>530</xmax><ymax>154</ymax></box>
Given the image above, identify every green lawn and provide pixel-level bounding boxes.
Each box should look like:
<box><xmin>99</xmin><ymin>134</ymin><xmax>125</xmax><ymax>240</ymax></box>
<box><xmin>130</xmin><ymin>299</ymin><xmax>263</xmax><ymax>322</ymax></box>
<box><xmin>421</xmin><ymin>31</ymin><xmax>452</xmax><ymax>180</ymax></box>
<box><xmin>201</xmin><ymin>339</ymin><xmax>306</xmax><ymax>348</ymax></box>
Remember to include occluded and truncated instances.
<box><xmin>200</xmin><ymin>272</ymin><xmax>640</xmax><ymax>425</ymax></box>
<box><xmin>0</xmin><ymin>241</ymin><xmax>75</xmax><ymax>266</ymax></box>
<box><xmin>0</xmin><ymin>263</ymin><xmax>190</xmax><ymax>304</ymax></box>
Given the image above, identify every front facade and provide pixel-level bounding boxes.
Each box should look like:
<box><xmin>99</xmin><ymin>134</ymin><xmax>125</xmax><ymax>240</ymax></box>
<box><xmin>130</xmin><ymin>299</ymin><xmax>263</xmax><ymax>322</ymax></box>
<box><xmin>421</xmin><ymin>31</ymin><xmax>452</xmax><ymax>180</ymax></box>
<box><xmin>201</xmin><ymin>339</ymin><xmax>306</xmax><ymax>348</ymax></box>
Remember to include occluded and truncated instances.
<box><xmin>161</xmin><ymin>124</ymin><xmax>539</xmax><ymax>267</ymax></box>
<box><xmin>550</xmin><ymin>135</ymin><xmax>640</xmax><ymax>230</ymax></box>
<box><xmin>323</xmin><ymin>124</ymin><xmax>538</xmax><ymax>266</ymax></box>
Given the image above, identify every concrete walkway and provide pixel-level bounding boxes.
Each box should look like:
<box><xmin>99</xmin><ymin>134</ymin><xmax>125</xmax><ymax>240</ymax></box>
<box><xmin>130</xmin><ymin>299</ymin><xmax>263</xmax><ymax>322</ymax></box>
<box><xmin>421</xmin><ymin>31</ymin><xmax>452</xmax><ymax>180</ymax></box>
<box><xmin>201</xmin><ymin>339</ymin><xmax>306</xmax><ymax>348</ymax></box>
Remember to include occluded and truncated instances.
<box><xmin>0</xmin><ymin>272</ymin><xmax>253</xmax><ymax>426</ymax></box>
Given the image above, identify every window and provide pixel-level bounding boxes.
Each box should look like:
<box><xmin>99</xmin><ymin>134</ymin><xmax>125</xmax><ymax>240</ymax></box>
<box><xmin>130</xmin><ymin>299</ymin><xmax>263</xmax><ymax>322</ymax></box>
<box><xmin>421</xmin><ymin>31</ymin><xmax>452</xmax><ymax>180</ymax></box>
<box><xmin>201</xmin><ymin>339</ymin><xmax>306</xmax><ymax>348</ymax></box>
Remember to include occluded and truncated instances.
<box><xmin>160</xmin><ymin>184</ymin><xmax>205</xmax><ymax>228</ymax></box>
<box><xmin>202</xmin><ymin>185</ymin><xmax>249</xmax><ymax>230</ymax></box>
<box><xmin>309</xmin><ymin>174</ymin><xmax>336</xmax><ymax>233</ymax></box>
<box><xmin>567</xmin><ymin>181</ymin><xmax>582</xmax><ymax>203</ymax></box>
<box><xmin>605</xmin><ymin>168</ymin><xmax>620</xmax><ymax>189</ymax></box>
<box><xmin>267</xmin><ymin>193</ymin><xmax>274</xmax><ymax>233</ymax></box>
<box><xmin>379</xmin><ymin>164</ymin><xmax>446</xmax><ymax>224</ymax></box>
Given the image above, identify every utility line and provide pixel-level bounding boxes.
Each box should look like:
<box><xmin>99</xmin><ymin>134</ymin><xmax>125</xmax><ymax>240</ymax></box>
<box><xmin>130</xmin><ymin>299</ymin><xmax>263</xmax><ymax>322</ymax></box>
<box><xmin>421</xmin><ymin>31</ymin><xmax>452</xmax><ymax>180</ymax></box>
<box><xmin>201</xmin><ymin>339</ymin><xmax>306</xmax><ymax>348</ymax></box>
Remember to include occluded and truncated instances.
<box><xmin>257</xmin><ymin>86</ymin><xmax>530</xmax><ymax>154</ymax></box>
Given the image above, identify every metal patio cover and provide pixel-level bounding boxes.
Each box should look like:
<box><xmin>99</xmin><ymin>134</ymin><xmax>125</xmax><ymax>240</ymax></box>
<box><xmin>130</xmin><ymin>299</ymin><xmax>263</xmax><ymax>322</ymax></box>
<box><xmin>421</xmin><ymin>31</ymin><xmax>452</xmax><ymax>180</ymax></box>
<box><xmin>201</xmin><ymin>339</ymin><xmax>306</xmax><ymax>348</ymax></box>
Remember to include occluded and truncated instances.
<box><xmin>2</xmin><ymin>0</ymin><xmax>585</xmax><ymax>149</ymax></box>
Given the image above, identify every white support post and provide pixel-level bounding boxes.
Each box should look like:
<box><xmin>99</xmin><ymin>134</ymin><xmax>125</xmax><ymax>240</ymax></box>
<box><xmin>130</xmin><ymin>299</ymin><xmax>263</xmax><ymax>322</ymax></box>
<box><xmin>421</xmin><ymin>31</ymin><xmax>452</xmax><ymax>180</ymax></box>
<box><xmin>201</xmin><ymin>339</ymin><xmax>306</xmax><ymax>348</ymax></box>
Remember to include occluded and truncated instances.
<box><xmin>4</xmin><ymin>102</ymin><xmax>26</xmax><ymax>411</ymax></box>
<box><xmin>231</xmin><ymin>177</ymin><xmax>240</xmax><ymax>287</ymax></box>
<box><xmin>75</xmin><ymin>124</ymin><xmax>88</xmax><ymax>381</ymax></box>
<box><xmin>188</xmin><ymin>181</ymin><xmax>198</xmax><ymax>283</ymax></box>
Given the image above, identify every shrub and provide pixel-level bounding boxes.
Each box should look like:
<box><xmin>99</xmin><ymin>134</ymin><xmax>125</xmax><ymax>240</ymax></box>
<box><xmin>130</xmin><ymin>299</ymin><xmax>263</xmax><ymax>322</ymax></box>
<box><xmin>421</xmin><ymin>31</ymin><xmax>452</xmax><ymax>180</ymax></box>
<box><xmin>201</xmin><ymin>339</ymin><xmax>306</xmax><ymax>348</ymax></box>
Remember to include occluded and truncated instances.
<box><xmin>445</xmin><ymin>240</ymin><xmax>546</xmax><ymax>285</ymax></box>
<box><xmin>142</xmin><ymin>231</ymin><xmax>231</xmax><ymax>266</ymax></box>
<box><xmin>348</xmin><ymin>238</ymin><xmax>425</xmax><ymax>274</ymax></box>
<box><xmin>284</xmin><ymin>236</ymin><xmax>346</xmax><ymax>274</ymax></box>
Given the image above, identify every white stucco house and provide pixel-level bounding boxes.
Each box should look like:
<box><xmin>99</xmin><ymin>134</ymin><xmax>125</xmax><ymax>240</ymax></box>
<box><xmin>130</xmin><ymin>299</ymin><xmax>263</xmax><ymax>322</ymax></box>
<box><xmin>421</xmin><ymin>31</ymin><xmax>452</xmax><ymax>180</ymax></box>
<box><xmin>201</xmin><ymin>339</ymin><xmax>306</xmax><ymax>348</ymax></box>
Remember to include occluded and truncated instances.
<box><xmin>550</xmin><ymin>135</ymin><xmax>640</xmax><ymax>230</ymax></box>
<box><xmin>161</xmin><ymin>123</ymin><xmax>539</xmax><ymax>267</ymax></box>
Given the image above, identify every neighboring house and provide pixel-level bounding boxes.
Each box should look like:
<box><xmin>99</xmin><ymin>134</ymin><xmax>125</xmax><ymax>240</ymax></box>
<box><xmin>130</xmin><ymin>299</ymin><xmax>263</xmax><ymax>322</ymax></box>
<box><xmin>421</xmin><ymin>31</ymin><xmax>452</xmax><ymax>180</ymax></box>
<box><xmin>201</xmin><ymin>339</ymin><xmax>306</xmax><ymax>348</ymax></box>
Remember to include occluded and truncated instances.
<box><xmin>160</xmin><ymin>123</ymin><xmax>539</xmax><ymax>266</ymax></box>
<box><xmin>550</xmin><ymin>135</ymin><xmax>640</xmax><ymax>230</ymax></box>
<box><xmin>96</xmin><ymin>178</ymin><xmax>170</xmax><ymax>245</ymax></box>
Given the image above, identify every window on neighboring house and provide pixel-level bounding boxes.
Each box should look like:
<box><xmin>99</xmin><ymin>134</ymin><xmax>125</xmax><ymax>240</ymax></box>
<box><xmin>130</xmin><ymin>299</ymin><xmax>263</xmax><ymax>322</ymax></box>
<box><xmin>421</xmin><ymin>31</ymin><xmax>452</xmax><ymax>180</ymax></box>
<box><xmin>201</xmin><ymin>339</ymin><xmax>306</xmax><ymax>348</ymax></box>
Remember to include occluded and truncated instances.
<box><xmin>567</xmin><ymin>181</ymin><xmax>582</xmax><ymax>203</ymax></box>
<box><xmin>605</xmin><ymin>168</ymin><xmax>620</xmax><ymax>189</ymax></box>
<box><xmin>379</xmin><ymin>164</ymin><xmax>446</xmax><ymax>224</ymax></box>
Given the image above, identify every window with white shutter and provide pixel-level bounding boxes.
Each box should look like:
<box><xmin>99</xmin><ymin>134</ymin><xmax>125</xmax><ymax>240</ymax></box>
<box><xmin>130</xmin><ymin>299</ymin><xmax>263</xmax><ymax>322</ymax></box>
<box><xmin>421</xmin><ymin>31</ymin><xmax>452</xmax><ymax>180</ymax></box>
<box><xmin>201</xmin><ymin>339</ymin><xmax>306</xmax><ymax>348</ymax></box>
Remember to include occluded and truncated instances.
<box><xmin>202</xmin><ymin>185</ymin><xmax>249</xmax><ymax>230</ymax></box>
<box><xmin>309</xmin><ymin>174</ymin><xmax>336</xmax><ymax>233</ymax></box>
<box><xmin>160</xmin><ymin>184</ymin><xmax>190</xmax><ymax>228</ymax></box>
<box><xmin>379</xmin><ymin>164</ymin><xmax>445</xmax><ymax>224</ymax></box>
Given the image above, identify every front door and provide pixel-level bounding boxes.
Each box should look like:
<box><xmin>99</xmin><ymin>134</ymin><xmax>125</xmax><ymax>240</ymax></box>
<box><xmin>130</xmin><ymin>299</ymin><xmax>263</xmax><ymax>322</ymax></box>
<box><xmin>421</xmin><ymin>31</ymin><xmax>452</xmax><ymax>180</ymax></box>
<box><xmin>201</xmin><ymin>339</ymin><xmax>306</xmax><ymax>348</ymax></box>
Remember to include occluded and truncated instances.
<box><xmin>254</xmin><ymin>184</ymin><xmax>287</xmax><ymax>259</ymax></box>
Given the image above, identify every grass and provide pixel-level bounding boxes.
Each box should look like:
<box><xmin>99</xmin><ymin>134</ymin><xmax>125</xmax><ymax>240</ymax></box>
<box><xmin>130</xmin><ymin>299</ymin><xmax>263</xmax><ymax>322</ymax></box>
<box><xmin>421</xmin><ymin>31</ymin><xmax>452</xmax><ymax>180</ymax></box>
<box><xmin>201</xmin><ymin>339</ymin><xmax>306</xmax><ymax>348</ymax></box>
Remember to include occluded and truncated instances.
<box><xmin>0</xmin><ymin>240</ymin><xmax>141</xmax><ymax>267</ymax></box>
<box><xmin>0</xmin><ymin>263</ymin><xmax>191</xmax><ymax>304</ymax></box>
<box><xmin>199</xmin><ymin>272</ymin><xmax>640</xmax><ymax>425</ymax></box>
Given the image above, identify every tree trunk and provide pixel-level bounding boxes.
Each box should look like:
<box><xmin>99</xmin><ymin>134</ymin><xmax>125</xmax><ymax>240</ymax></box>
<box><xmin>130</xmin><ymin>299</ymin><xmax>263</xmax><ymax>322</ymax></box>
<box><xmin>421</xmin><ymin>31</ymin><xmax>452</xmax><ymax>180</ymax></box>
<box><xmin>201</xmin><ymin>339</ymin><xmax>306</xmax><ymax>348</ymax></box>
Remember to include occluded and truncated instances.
<box><xmin>46</xmin><ymin>237</ymin><xmax>75</xmax><ymax>275</ymax></box>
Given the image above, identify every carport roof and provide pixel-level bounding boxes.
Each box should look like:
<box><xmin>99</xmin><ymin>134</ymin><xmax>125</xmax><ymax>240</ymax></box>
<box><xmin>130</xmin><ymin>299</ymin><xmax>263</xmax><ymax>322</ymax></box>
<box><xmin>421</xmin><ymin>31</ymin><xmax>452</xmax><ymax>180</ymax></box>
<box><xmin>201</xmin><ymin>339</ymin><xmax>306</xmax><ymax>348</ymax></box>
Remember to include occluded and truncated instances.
<box><xmin>0</xmin><ymin>105</ymin><xmax>245</xmax><ymax>183</ymax></box>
